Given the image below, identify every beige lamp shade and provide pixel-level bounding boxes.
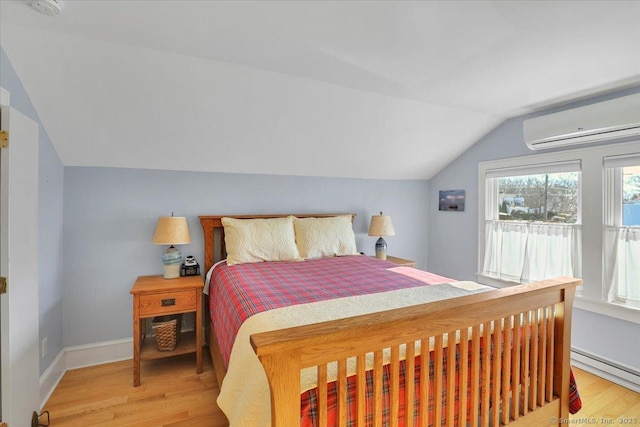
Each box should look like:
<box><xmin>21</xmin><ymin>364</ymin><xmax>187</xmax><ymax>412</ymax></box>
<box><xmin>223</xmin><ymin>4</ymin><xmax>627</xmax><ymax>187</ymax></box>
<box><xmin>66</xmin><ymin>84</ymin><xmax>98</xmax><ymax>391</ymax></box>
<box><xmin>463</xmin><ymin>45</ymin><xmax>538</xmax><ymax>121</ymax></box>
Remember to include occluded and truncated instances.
<box><xmin>153</xmin><ymin>216</ymin><xmax>191</xmax><ymax>245</ymax></box>
<box><xmin>153</xmin><ymin>216</ymin><xmax>190</xmax><ymax>279</ymax></box>
<box><xmin>368</xmin><ymin>212</ymin><xmax>395</xmax><ymax>237</ymax></box>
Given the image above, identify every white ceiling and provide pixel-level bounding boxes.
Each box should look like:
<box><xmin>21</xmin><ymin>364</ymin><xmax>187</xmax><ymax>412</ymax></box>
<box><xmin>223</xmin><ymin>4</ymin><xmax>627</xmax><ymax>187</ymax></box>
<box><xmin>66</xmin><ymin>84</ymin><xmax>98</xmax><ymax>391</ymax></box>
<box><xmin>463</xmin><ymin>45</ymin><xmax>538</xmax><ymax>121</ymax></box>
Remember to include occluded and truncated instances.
<box><xmin>1</xmin><ymin>0</ymin><xmax>639</xmax><ymax>179</ymax></box>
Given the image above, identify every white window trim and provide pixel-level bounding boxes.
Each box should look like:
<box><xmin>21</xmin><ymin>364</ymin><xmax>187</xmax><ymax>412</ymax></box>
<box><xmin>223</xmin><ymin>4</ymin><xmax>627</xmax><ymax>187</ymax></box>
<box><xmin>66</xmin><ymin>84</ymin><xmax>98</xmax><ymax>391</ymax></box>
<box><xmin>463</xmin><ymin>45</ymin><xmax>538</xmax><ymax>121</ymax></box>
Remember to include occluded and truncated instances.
<box><xmin>477</xmin><ymin>140</ymin><xmax>640</xmax><ymax>325</ymax></box>
<box><xmin>603</xmin><ymin>155</ymin><xmax>640</xmax><ymax>308</ymax></box>
<box><xmin>574</xmin><ymin>296</ymin><xmax>640</xmax><ymax>324</ymax></box>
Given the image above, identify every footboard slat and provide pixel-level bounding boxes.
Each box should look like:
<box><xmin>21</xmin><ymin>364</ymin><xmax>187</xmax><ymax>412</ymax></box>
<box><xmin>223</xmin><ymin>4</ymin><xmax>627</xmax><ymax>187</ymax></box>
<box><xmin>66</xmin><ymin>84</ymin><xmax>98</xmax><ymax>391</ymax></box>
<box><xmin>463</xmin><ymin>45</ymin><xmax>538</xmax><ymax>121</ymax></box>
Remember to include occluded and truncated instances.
<box><xmin>356</xmin><ymin>354</ymin><xmax>366</xmax><ymax>426</ymax></box>
<box><xmin>538</xmin><ymin>307</ymin><xmax>548</xmax><ymax>407</ymax></box>
<box><xmin>481</xmin><ymin>321</ymin><xmax>491</xmax><ymax>426</ymax></box>
<box><xmin>318</xmin><ymin>364</ymin><xmax>328</xmax><ymax>427</ymax></box>
<box><xmin>530</xmin><ymin>309</ymin><xmax>540</xmax><ymax>411</ymax></box>
<box><xmin>373</xmin><ymin>350</ymin><xmax>383</xmax><ymax>427</ymax></box>
<box><xmin>522</xmin><ymin>311</ymin><xmax>531</xmax><ymax>416</ymax></box>
<box><xmin>491</xmin><ymin>319</ymin><xmax>502</xmax><ymax>426</ymax></box>
<box><xmin>511</xmin><ymin>312</ymin><xmax>522</xmax><ymax>420</ymax></box>
<box><xmin>546</xmin><ymin>306</ymin><xmax>555</xmax><ymax>402</ymax></box>
<box><xmin>419</xmin><ymin>338</ymin><xmax>429</xmax><ymax>427</ymax></box>
<box><xmin>337</xmin><ymin>359</ymin><xmax>347</xmax><ymax>426</ymax></box>
<box><xmin>458</xmin><ymin>328</ymin><xmax>469</xmax><ymax>427</ymax></box>
<box><xmin>470</xmin><ymin>324</ymin><xmax>481</xmax><ymax>427</ymax></box>
<box><xmin>406</xmin><ymin>342</ymin><xmax>416</xmax><ymax>423</ymax></box>
<box><xmin>446</xmin><ymin>331</ymin><xmax>456</xmax><ymax>427</ymax></box>
<box><xmin>251</xmin><ymin>277</ymin><xmax>579</xmax><ymax>427</ymax></box>
<box><xmin>434</xmin><ymin>334</ymin><xmax>444</xmax><ymax>426</ymax></box>
<box><xmin>501</xmin><ymin>316</ymin><xmax>512</xmax><ymax>426</ymax></box>
<box><xmin>390</xmin><ymin>345</ymin><xmax>400</xmax><ymax>425</ymax></box>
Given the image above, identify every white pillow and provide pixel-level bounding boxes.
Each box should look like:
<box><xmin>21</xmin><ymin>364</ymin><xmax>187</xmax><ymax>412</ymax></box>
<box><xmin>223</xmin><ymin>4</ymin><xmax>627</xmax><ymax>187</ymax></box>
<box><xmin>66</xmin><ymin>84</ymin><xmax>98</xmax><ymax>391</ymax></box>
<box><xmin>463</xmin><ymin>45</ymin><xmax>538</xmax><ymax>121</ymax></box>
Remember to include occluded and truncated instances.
<box><xmin>222</xmin><ymin>216</ymin><xmax>301</xmax><ymax>266</ymax></box>
<box><xmin>293</xmin><ymin>215</ymin><xmax>358</xmax><ymax>259</ymax></box>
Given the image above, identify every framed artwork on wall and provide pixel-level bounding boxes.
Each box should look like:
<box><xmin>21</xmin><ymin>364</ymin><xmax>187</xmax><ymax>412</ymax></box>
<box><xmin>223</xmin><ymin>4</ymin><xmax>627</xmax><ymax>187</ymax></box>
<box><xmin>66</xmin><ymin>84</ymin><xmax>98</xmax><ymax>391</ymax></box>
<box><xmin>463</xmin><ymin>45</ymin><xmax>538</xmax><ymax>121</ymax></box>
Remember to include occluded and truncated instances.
<box><xmin>439</xmin><ymin>190</ymin><xmax>465</xmax><ymax>211</ymax></box>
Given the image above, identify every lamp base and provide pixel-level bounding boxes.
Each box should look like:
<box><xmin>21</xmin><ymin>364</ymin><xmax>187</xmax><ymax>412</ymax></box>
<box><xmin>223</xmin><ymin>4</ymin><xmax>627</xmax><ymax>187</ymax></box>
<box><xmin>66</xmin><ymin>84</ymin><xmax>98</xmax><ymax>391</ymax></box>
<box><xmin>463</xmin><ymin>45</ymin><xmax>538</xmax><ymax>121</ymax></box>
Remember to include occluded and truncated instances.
<box><xmin>162</xmin><ymin>245</ymin><xmax>183</xmax><ymax>279</ymax></box>
<box><xmin>375</xmin><ymin>237</ymin><xmax>387</xmax><ymax>260</ymax></box>
<box><xmin>163</xmin><ymin>263</ymin><xmax>181</xmax><ymax>279</ymax></box>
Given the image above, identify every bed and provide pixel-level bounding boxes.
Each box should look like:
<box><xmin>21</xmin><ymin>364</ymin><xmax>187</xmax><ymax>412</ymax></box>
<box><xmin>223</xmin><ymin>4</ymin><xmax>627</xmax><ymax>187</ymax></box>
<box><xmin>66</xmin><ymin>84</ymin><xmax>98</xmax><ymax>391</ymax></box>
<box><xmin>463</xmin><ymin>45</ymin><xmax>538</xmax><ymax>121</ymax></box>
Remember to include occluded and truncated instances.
<box><xmin>199</xmin><ymin>213</ymin><xmax>582</xmax><ymax>426</ymax></box>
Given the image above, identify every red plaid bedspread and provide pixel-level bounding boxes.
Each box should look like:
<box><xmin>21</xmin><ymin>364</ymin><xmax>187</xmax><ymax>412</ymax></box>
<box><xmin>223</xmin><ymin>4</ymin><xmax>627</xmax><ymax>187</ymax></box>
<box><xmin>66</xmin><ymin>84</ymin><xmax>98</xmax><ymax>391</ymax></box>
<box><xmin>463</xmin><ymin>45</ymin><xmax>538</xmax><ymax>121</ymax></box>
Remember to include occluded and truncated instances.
<box><xmin>209</xmin><ymin>255</ymin><xmax>451</xmax><ymax>367</ymax></box>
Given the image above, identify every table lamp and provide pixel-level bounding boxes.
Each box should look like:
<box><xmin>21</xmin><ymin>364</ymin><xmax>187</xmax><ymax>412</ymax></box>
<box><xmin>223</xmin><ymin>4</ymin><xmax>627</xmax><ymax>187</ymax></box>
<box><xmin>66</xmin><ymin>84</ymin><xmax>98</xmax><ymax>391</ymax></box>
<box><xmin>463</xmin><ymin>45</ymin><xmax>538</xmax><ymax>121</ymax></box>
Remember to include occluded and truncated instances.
<box><xmin>153</xmin><ymin>215</ymin><xmax>191</xmax><ymax>279</ymax></box>
<box><xmin>368</xmin><ymin>212</ymin><xmax>395</xmax><ymax>260</ymax></box>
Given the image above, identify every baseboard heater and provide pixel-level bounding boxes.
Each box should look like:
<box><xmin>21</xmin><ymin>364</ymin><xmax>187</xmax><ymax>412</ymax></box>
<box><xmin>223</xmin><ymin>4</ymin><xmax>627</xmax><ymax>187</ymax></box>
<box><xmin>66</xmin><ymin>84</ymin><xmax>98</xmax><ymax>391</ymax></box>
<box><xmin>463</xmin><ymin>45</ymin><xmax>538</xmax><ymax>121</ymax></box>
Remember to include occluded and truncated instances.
<box><xmin>571</xmin><ymin>347</ymin><xmax>640</xmax><ymax>393</ymax></box>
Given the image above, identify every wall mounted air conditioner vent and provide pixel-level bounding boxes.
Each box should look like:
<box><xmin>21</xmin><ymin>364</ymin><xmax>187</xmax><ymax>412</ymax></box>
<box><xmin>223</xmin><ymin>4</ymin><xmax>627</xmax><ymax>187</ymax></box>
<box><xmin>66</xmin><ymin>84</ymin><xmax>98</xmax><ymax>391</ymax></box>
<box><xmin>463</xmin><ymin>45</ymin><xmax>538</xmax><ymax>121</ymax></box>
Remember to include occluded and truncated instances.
<box><xmin>524</xmin><ymin>93</ymin><xmax>640</xmax><ymax>150</ymax></box>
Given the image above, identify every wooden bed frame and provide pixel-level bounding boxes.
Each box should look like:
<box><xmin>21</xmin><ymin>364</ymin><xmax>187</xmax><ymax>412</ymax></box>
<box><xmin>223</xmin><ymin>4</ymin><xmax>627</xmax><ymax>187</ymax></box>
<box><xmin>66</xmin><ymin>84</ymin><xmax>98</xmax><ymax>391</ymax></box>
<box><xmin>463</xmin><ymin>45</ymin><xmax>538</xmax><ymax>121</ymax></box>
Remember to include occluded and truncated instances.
<box><xmin>200</xmin><ymin>214</ymin><xmax>581</xmax><ymax>427</ymax></box>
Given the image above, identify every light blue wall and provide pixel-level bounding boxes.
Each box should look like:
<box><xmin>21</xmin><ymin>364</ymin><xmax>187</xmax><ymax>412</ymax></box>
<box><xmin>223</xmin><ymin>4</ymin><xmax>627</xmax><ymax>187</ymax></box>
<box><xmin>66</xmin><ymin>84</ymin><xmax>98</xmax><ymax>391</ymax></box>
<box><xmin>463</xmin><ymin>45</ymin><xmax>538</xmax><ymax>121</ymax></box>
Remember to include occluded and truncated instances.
<box><xmin>1</xmin><ymin>46</ymin><xmax>65</xmax><ymax>375</ymax></box>
<box><xmin>62</xmin><ymin>167</ymin><xmax>429</xmax><ymax>346</ymax></box>
<box><xmin>428</xmin><ymin>86</ymin><xmax>640</xmax><ymax>370</ymax></box>
<box><xmin>38</xmin><ymin>132</ymin><xmax>64</xmax><ymax>375</ymax></box>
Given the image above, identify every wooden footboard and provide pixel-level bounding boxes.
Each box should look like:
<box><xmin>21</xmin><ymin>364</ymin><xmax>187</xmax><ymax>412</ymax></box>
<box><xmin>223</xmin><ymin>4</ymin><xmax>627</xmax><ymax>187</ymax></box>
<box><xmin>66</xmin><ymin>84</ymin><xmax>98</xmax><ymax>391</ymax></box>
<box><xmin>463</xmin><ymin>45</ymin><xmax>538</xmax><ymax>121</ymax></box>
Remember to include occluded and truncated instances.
<box><xmin>251</xmin><ymin>276</ymin><xmax>581</xmax><ymax>426</ymax></box>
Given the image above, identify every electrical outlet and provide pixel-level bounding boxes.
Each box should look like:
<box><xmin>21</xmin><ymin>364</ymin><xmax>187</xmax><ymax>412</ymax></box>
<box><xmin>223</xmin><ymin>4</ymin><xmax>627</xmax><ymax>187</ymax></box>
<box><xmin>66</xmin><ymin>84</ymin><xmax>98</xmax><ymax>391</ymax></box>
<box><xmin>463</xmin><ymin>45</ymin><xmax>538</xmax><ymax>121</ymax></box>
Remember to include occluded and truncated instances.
<box><xmin>41</xmin><ymin>337</ymin><xmax>48</xmax><ymax>358</ymax></box>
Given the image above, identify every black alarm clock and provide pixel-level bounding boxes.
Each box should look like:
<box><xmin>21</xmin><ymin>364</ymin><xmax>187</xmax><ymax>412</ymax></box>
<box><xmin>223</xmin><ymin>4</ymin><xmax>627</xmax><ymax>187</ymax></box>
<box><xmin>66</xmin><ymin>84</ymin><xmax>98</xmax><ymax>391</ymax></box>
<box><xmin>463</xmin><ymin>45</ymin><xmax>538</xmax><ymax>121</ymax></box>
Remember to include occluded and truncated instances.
<box><xmin>180</xmin><ymin>256</ymin><xmax>200</xmax><ymax>276</ymax></box>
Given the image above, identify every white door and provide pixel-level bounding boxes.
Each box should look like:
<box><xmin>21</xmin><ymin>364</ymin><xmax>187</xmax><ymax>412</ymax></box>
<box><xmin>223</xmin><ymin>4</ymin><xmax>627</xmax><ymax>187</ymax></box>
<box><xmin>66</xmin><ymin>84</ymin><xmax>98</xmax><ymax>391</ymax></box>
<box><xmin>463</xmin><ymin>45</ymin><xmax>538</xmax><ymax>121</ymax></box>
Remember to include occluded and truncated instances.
<box><xmin>0</xmin><ymin>87</ymin><xmax>9</xmax><ymax>425</ymax></box>
<box><xmin>0</xmin><ymin>87</ymin><xmax>40</xmax><ymax>426</ymax></box>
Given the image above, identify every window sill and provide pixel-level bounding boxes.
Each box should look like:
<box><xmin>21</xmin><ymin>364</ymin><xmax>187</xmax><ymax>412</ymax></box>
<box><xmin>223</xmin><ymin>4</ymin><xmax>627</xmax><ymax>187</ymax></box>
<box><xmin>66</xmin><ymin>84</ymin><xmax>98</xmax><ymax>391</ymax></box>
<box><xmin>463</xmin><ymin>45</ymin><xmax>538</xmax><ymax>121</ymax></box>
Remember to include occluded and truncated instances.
<box><xmin>476</xmin><ymin>273</ymin><xmax>640</xmax><ymax>324</ymax></box>
<box><xmin>573</xmin><ymin>297</ymin><xmax>640</xmax><ymax>324</ymax></box>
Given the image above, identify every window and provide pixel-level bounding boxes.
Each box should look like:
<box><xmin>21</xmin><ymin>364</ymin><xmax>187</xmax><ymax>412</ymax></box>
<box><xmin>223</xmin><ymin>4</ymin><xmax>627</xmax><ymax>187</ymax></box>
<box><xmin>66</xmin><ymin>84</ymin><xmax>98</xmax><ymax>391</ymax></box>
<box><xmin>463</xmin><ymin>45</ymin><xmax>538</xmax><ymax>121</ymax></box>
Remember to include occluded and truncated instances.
<box><xmin>479</xmin><ymin>142</ymin><xmax>640</xmax><ymax>320</ymax></box>
<box><xmin>623</xmin><ymin>165</ymin><xmax>640</xmax><ymax>226</ymax></box>
<box><xmin>497</xmin><ymin>171</ymin><xmax>579</xmax><ymax>223</ymax></box>
<box><xmin>604</xmin><ymin>154</ymin><xmax>640</xmax><ymax>308</ymax></box>
<box><xmin>481</xmin><ymin>161</ymin><xmax>582</xmax><ymax>283</ymax></box>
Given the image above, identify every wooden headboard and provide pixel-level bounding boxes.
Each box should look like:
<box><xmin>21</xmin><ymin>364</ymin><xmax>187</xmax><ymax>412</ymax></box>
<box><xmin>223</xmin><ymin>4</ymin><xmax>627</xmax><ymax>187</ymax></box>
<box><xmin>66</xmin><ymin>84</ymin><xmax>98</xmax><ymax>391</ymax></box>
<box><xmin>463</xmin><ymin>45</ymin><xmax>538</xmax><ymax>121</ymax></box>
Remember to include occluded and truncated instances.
<box><xmin>198</xmin><ymin>213</ymin><xmax>356</xmax><ymax>272</ymax></box>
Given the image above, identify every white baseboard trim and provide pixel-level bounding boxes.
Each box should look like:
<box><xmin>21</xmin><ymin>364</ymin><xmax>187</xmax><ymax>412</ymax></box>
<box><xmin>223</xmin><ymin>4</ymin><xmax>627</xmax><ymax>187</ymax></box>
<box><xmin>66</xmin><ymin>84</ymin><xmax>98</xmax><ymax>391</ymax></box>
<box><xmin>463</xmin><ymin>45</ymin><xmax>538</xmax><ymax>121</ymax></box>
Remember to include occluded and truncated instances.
<box><xmin>64</xmin><ymin>337</ymin><xmax>132</xmax><ymax>371</ymax></box>
<box><xmin>571</xmin><ymin>347</ymin><xmax>640</xmax><ymax>393</ymax></box>
<box><xmin>40</xmin><ymin>338</ymin><xmax>133</xmax><ymax>409</ymax></box>
<box><xmin>39</xmin><ymin>349</ymin><xmax>66</xmax><ymax>410</ymax></box>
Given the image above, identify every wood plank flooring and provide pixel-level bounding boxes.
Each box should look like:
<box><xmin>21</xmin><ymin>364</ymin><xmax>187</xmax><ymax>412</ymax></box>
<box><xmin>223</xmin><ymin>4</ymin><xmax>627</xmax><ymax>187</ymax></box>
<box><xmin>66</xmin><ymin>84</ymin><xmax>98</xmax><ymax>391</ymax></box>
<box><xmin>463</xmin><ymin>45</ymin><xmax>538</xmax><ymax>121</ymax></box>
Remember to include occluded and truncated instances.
<box><xmin>43</xmin><ymin>351</ymin><xmax>227</xmax><ymax>426</ymax></box>
<box><xmin>569</xmin><ymin>368</ymin><xmax>640</xmax><ymax>425</ymax></box>
<box><xmin>43</xmin><ymin>355</ymin><xmax>640</xmax><ymax>426</ymax></box>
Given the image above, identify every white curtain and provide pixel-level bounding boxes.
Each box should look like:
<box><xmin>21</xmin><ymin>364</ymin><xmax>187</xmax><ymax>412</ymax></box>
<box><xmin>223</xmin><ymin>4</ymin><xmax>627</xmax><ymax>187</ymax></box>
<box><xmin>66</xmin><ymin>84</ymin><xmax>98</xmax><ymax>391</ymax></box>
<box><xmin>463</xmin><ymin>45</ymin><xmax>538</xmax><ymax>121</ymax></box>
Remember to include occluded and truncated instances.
<box><xmin>603</xmin><ymin>226</ymin><xmax>640</xmax><ymax>304</ymax></box>
<box><xmin>483</xmin><ymin>220</ymin><xmax>582</xmax><ymax>283</ymax></box>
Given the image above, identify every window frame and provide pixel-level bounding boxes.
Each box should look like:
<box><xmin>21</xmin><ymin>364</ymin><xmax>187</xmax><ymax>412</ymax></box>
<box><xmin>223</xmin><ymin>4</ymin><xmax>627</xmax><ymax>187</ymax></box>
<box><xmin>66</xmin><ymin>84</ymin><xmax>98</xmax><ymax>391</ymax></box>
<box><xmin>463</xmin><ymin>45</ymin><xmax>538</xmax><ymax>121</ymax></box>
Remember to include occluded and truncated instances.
<box><xmin>604</xmin><ymin>154</ymin><xmax>640</xmax><ymax>227</ymax></box>
<box><xmin>480</xmin><ymin>160</ymin><xmax>583</xmax><ymax>284</ymax></box>
<box><xmin>477</xmin><ymin>140</ymin><xmax>640</xmax><ymax>324</ymax></box>
<box><xmin>603</xmin><ymin>154</ymin><xmax>640</xmax><ymax>308</ymax></box>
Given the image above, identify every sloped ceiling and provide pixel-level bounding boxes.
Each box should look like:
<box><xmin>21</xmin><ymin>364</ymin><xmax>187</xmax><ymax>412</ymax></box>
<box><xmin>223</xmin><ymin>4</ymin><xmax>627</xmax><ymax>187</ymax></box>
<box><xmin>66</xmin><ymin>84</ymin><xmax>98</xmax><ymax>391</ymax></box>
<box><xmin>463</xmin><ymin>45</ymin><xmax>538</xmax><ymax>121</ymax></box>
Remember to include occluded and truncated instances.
<box><xmin>1</xmin><ymin>0</ymin><xmax>639</xmax><ymax>179</ymax></box>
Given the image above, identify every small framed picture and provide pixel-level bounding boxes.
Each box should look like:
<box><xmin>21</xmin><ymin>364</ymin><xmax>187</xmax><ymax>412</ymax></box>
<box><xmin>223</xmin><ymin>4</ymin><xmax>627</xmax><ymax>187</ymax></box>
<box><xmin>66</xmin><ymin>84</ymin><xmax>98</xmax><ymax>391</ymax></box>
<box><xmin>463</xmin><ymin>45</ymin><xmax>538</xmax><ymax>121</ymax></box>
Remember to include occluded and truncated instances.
<box><xmin>439</xmin><ymin>190</ymin><xmax>465</xmax><ymax>211</ymax></box>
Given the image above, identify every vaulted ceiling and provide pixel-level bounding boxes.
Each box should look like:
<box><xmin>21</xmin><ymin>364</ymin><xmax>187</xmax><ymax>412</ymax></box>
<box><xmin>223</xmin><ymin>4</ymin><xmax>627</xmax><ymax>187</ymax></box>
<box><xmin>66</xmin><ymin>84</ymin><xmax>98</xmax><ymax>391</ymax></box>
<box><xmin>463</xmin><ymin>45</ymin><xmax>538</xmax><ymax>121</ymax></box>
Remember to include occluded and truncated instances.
<box><xmin>1</xmin><ymin>0</ymin><xmax>639</xmax><ymax>179</ymax></box>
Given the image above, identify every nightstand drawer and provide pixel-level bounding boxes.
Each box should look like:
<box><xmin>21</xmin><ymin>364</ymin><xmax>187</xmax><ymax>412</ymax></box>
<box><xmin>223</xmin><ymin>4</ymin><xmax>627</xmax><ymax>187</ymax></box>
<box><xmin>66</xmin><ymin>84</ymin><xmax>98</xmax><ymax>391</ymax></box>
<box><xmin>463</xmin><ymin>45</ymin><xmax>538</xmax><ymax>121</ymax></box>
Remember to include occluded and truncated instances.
<box><xmin>139</xmin><ymin>290</ymin><xmax>196</xmax><ymax>316</ymax></box>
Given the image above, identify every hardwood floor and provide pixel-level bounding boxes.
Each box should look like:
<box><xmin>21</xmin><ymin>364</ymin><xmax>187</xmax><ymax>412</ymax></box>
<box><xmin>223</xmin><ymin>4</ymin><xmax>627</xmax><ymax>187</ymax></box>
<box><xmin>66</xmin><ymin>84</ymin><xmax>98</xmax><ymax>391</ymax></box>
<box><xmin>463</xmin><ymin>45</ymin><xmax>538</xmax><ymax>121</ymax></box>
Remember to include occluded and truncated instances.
<box><xmin>43</xmin><ymin>350</ymin><xmax>227</xmax><ymax>426</ymax></box>
<box><xmin>43</xmin><ymin>356</ymin><xmax>639</xmax><ymax>426</ymax></box>
<box><xmin>570</xmin><ymin>368</ymin><xmax>640</xmax><ymax>425</ymax></box>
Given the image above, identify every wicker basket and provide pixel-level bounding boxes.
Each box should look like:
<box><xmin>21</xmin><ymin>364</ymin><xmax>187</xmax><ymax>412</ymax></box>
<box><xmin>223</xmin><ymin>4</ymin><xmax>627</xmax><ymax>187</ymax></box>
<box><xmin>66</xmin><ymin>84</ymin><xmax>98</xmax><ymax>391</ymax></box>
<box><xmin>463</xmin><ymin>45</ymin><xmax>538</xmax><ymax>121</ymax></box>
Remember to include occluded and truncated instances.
<box><xmin>151</xmin><ymin>316</ymin><xmax>179</xmax><ymax>351</ymax></box>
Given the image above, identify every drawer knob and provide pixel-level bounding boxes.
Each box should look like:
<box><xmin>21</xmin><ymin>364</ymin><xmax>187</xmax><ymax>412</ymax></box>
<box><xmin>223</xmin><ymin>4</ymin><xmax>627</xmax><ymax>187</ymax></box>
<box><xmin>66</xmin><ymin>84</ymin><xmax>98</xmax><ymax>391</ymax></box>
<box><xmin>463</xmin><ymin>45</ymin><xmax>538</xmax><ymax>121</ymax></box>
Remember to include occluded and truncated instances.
<box><xmin>161</xmin><ymin>298</ymin><xmax>176</xmax><ymax>306</ymax></box>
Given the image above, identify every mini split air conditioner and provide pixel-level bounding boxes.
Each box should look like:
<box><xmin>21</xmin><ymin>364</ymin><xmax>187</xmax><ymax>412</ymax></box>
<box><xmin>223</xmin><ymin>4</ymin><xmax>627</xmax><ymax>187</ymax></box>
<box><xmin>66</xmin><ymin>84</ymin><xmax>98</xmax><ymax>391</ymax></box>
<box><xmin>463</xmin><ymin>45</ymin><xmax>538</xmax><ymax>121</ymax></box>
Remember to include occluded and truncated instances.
<box><xmin>524</xmin><ymin>93</ymin><xmax>640</xmax><ymax>150</ymax></box>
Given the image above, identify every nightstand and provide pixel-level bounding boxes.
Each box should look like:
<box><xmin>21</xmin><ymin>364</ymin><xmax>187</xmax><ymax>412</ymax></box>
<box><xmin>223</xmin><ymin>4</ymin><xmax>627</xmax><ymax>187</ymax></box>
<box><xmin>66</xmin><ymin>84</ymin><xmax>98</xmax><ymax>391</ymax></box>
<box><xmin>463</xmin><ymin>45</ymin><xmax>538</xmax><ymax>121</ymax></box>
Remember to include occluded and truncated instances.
<box><xmin>385</xmin><ymin>256</ymin><xmax>416</xmax><ymax>267</ymax></box>
<box><xmin>130</xmin><ymin>275</ymin><xmax>204</xmax><ymax>386</ymax></box>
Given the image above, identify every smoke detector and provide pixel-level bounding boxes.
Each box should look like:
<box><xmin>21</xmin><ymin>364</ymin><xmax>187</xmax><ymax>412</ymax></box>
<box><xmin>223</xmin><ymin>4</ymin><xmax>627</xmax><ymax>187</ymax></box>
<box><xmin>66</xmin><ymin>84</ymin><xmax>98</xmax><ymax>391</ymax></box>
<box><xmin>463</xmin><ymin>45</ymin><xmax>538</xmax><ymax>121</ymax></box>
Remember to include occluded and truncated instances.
<box><xmin>24</xmin><ymin>0</ymin><xmax>63</xmax><ymax>17</ymax></box>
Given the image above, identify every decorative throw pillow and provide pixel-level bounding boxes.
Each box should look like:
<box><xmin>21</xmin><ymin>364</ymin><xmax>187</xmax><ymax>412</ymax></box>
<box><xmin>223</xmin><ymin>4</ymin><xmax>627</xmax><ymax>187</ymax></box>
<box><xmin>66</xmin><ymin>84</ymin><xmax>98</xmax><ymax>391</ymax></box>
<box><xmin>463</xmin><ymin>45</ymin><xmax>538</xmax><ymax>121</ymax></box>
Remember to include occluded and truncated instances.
<box><xmin>222</xmin><ymin>216</ymin><xmax>301</xmax><ymax>266</ymax></box>
<box><xmin>293</xmin><ymin>215</ymin><xmax>358</xmax><ymax>259</ymax></box>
